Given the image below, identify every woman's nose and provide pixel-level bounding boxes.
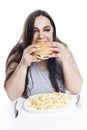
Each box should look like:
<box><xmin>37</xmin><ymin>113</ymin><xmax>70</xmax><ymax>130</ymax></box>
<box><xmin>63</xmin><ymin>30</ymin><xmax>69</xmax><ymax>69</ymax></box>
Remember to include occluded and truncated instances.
<box><xmin>39</xmin><ymin>31</ymin><xmax>44</xmax><ymax>39</ymax></box>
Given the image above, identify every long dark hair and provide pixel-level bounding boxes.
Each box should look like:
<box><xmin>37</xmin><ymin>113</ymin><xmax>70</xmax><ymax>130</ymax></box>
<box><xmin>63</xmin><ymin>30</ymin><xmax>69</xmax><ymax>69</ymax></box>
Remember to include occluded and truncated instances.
<box><xmin>4</xmin><ymin>10</ymin><xmax>65</xmax><ymax>98</ymax></box>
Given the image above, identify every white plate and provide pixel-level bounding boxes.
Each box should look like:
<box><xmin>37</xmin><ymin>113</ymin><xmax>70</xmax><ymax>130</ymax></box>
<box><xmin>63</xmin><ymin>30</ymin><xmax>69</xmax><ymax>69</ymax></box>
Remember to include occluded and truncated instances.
<box><xmin>24</xmin><ymin>92</ymin><xmax>77</xmax><ymax>113</ymax></box>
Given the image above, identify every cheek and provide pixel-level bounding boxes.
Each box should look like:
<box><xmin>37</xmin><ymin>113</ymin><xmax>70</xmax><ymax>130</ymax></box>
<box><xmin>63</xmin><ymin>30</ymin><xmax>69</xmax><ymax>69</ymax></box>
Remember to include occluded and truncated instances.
<box><xmin>48</xmin><ymin>33</ymin><xmax>53</xmax><ymax>41</ymax></box>
<box><xmin>32</xmin><ymin>34</ymin><xmax>37</xmax><ymax>42</ymax></box>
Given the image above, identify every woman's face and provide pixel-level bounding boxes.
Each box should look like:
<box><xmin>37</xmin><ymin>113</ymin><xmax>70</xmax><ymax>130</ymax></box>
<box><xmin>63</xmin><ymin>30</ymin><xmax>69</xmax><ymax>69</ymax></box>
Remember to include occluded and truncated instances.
<box><xmin>32</xmin><ymin>16</ymin><xmax>54</xmax><ymax>43</ymax></box>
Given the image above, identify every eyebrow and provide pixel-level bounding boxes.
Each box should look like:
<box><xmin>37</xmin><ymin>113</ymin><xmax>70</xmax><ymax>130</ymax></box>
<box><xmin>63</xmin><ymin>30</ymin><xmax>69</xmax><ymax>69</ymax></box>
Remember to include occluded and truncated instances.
<box><xmin>34</xmin><ymin>26</ymin><xmax>51</xmax><ymax>29</ymax></box>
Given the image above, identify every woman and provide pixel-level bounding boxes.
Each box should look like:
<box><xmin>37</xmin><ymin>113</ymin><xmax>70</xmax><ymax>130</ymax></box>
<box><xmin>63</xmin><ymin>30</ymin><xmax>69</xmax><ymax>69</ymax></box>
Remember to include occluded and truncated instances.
<box><xmin>4</xmin><ymin>10</ymin><xmax>82</xmax><ymax>100</ymax></box>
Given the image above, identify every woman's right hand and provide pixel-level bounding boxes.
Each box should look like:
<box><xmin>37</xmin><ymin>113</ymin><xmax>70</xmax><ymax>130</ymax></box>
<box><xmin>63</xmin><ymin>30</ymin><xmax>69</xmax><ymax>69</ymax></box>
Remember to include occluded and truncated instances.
<box><xmin>20</xmin><ymin>44</ymin><xmax>41</xmax><ymax>67</ymax></box>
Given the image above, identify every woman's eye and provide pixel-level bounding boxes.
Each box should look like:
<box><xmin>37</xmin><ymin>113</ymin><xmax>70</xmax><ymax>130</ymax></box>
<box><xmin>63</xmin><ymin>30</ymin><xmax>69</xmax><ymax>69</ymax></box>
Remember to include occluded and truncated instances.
<box><xmin>44</xmin><ymin>28</ymin><xmax>50</xmax><ymax>32</ymax></box>
<box><xmin>33</xmin><ymin>29</ymin><xmax>38</xmax><ymax>32</ymax></box>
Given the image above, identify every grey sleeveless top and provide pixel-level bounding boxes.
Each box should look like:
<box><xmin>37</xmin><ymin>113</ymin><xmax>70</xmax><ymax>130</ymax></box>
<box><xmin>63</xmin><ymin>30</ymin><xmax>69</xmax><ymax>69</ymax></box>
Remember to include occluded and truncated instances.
<box><xmin>27</xmin><ymin>63</ymin><xmax>65</xmax><ymax>96</ymax></box>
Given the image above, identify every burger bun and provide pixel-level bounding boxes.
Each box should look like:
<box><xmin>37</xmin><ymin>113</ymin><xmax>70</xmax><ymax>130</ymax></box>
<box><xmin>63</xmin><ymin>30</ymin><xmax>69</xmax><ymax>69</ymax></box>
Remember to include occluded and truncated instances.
<box><xmin>32</xmin><ymin>42</ymin><xmax>55</xmax><ymax>60</ymax></box>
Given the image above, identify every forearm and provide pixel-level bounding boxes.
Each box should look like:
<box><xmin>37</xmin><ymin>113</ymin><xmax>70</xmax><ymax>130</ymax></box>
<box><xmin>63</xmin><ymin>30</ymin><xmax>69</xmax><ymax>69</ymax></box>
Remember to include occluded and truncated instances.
<box><xmin>62</xmin><ymin>60</ymin><xmax>83</xmax><ymax>94</ymax></box>
<box><xmin>5</xmin><ymin>63</ymin><xmax>27</xmax><ymax>100</ymax></box>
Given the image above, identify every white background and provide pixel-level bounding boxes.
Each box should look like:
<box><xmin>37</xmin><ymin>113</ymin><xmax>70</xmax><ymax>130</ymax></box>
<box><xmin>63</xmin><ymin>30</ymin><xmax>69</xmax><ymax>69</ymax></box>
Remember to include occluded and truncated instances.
<box><xmin>0</xmin><ymin>1</ymin><xmax>87</xmax><ymax>130</ymax></box>
<box><xmin>0</xmin><ymin>0</ymin><xmax>87</xmax><ymax>94</ymax></box>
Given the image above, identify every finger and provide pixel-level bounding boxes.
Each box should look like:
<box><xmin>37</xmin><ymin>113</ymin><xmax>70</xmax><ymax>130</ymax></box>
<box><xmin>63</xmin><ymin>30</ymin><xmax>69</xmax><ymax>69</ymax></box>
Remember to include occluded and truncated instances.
<box><xmin>49</xmin><ymin>43</ymin><xmax>66</xmax><ymax>53</ymax></box>
<box><xmin>48</xmin><ymin>42</ymin><xmax>66</xmax><ymax>49</ymax></box>
<box><xmin>25</xmin><ymin>46</ymin><xmax>41</xmax><ymax>54</ymax></box>
<box><xmin>28</xmin><ymin>55</ymin><xmax>41</xmax><ymax>62</ymax></box>
<box><xmin>28</xmin><ymin>47</ymin><xmax>41</xmax><ymax>54</ymax></box>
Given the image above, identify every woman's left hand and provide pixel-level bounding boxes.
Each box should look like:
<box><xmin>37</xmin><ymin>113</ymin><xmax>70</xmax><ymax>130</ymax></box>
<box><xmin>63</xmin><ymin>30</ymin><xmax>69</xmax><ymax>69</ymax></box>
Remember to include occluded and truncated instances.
<box><xmin>48</xmin><ymin>42</ymin><xmax>82</xmax><ymax>94</ymax></box>
<box><xmin>48</xmin><ymin>42</ymin><xmax>73</xmax><ymax>63</ymax></box>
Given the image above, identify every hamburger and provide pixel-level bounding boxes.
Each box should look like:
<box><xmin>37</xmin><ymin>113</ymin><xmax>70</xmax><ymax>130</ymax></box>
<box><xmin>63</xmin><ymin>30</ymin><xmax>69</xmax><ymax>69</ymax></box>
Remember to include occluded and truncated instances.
<box><xmin>32</xmin><ymin>42</ymin><xmax>55</xmax><ymax>60</ymax></box>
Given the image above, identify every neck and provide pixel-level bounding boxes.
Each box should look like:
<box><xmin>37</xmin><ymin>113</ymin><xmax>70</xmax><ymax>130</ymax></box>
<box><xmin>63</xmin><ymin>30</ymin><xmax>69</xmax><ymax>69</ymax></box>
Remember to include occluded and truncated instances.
<box><xmin>35</xmin><ymin>60</ymin><xmax>48</xmax><ymax>70</ymax></box>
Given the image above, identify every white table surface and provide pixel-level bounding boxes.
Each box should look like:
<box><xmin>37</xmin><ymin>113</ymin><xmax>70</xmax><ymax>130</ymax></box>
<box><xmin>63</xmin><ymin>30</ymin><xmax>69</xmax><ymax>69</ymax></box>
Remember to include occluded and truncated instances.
<box><xmin>0</xmin><ymin>87</ymin><xmax>87</xmax><ymax>130</ymax></box>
